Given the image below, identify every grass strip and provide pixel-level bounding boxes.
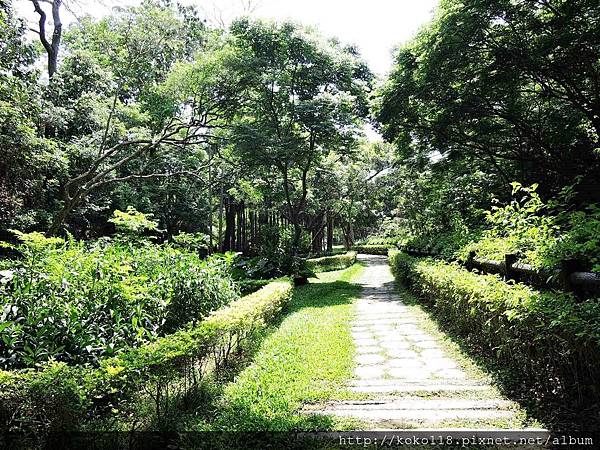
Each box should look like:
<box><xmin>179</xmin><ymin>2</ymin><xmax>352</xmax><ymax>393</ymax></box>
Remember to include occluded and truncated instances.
<box><xmin>209</xmin><ymin>263</ymin><xmax>364</xmax><ymax>431</ymax></box>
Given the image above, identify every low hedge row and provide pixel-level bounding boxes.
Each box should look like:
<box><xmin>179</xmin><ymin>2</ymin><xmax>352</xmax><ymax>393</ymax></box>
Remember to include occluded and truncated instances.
<box><xmin>237</xmin><ymin>278</ymin><xmax>273</xmax><ymax>295</ymax></box>
<box><xmin>388</xmin><ymin>250</ymin><xmax>600</xmax><ymax>424</ymax></box>
<box><xmin>306</xmin><ymin>251</ymin><xmax>357</xmax><ymax>273</ymax></box>
<box><xmin>351</xmin><ymin>245</ymin><xmax>393</xmax><ymax>255</ymax></box>
<box><xmin>358</xmin><ymin>237</ymin><xmax>400</xmax><ymax>246</ymax></box>
<box><xmin>0</xmin><ymin>279</ymin><xmax>294</xmax><ymax>438</ymax></box>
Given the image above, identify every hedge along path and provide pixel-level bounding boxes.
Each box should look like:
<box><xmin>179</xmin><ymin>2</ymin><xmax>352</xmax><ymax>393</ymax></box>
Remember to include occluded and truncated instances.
<box><xmin>0</xmin><ymin>280</ymin><xmax>294</xmax><ymax>436</ymax></box>
<box><xmin>306</xmin><ymin>251</ymin><xmax>357</xmax><ymax>273</ymax></box>
<box><xmin>310</xmin><ymin>254</ymin><xmax>535</xmax><ymax>429</ymax></box>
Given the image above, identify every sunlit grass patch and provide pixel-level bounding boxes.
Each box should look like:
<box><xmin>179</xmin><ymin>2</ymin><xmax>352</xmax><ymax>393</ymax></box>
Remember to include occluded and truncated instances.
<box><xmin>209</xmin><ymin>263</ymin><xmax>364</xmax><ymax>431</ymax></box>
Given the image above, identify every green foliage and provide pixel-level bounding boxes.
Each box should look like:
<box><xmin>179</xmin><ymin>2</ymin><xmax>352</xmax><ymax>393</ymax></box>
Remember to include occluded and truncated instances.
<box><xmin>376</xmin><ymin>0</ymin><xmax>600</xmax><ymax>196</ymax></box>
<box><xmin>389</xmin><ymin>250</ymin><xmax>600</xmax><ymax>418</ymax></box>
<box><xmin>65</xmin><ymin>0</ymin><xmax>205</xmax><ymax>109</ymax></box>
<box><xmin>351</xmin><ymin>245</ymin><xmax>392</xmax><ymax>255</ymax></box>
<box><xmin>402</xmin><ymin>229</ymin><xmax>480</xmax><ymax>261</ymax></box>
<box><xmin>0</xmin><ymin>1</ymin><xmax>67</xmax><ymax>234</ymax></box>
<box><xmin>108</xmin><ymin>206</ymin><xmax>159</xmax><ymax>236</ymax></box>
<box><xmin>459</xmin><ymin>184</ymin><xmax>555</xmax><ymax>266</ymax></box>
<box><xmin>0</xmin><ymin>233</ymin><xmax>238</xmax><ymax>369</ymax></box>
<box><xmin>211</xmin><ymin>265</ymin><xmax>362</xmax><ymax>431</ymax></box>
<box><xmin>236</xmin><ymin>279</ymin><xmax>272</xmax><ymax>296</ymax></box>
<box><xmin>375</xmin><ymin>0</ymin><xmax>600</xmax><ymax>273</ymax></box>
<box><xmin>395</xmin><ymin>182</ymin><xmax>600</xmax><ymax>274</ymax></box>
<box><xmin>226</xmin><ymin>18</ymin><xmax>372</xmax><ymax>252</ymax></box>
<box><xmin>550</xmin><ymin>205</ymin><xmax>600</xmax><ymax>273</ymax></box>
<box><xmin>0</xmin><ymin>362</ymin><xmax>89</xmax><ymax>437</ymax></box>
<box><xmin>306</xmin><ymin>251</ymin><xmax>356</xmax><ymax>273</ymax></box>
<box><xmin>362</xmin><ymin>237</ymin><xmax>400</xmax><ymax>246</ymax></box>
<box><xmin>0</xmin><ymin>279</ymin><xmax>293</xmax><ymax>436</ymax></box>
<box><xmin>171</xmin><ymin>231</ymin><xmax>210</xmax><ymax>255</ymax></box>
<box><xmin>8</xmin><ymin>229</ymin><xmax>64</xmax><ymax>252</ymax></box>
<box><xmin>454</xmin><ymin>184</ymin><xmax>600</xmax><ymax>272</ymax></box>
<box><xmin>237</xmin><ymin>226</ymin><xmax>314</xmax><ymax>279</ymax></box>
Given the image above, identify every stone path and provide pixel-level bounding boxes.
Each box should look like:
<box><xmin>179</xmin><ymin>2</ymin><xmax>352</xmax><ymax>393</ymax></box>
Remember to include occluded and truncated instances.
<box><xmin>313</xmin><ymin>254</ymin><xmax>524</xmax><ymax>429</ymax></box>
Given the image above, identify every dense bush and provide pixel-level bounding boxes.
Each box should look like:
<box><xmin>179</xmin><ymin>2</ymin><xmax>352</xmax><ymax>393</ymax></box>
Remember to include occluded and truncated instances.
<box><xmin>306</xmin><ymin>251</ymin><xmax>356</xmax><ymax>273</ymax></box>
<box><xmin>358</xmin><ymin>237</ymin><xmax>400</xmax><ymax>246</ymax></box>
<box><xmin>456</xmin><ymin>184</ymin><xmax>558</xmax><ymax>268</ymax></box>
<box><xmin>0</xmin><ymin>279</ymin><xmax>294</xmax><ymax>437</ymax></box>
<box><xmin>400</xmin><ymin>229</ymin><xmax>480</xmax><ymax>261</ymax></box>
<box><xmin>389</xmin><ymin>250</ymin><xmax>600</xmax><ymax>423</ymax></box>
<box><xmin>394</xmin><ymin>184</ymin><xmax>600</xmax><ymax>274</ymax></box>
<box><xmin>351</xmin><ymin>244</ymin><xmax>393</xmax><ymax>255</ymax></box>
<box><xmin>171</xmin><ymin>231</ymin><xmax>210</xmax><ymax>256</ymax></box>
<box><xmin>460</xmin><ymin>185</ymin><xmax>600</xmax><ymax>272</ymax></box>
<box><xmin>0</xmin><ymin>232</ymin><xmax>239</xmax><ymax>369</ymax></box>
<box><xmin>233</xmin><ymin>225</ymin><xmax>314</xmax><ymax>280</ymax></box>
<box><xmin>237</xmin><ymin>278</ymin><xmax>272</xmax><ymax>295</ymax></box>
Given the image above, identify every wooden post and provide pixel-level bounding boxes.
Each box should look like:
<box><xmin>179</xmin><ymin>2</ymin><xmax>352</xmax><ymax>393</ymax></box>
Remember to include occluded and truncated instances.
<box><xmin>504</xmin><ymin>253</ymin><xmax>518</xmax><ymax>281</ymax></box>
<box><xmin>466</xmin><ymin>251</ymin><xmax>477</xmax><ymax>271</ymax></box>
<box><xmin>560</xmin><ymin>259</ymin><xmax>584</xmax><ymax>299</ymax></box>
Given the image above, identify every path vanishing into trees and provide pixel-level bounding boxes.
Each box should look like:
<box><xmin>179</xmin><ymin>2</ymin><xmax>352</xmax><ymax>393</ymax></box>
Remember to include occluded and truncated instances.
<box><xmin>309</xmin><ymin>255</ymin><xmax>544</xmax><ymax>430</ymax></box>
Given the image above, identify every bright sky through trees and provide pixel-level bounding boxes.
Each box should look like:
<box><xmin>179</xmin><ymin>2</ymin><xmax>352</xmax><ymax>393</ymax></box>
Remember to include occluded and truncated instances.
<box><xmin>251</xmin><ymin>0</ymin><xmax>440</xmax><ymax>75</ymax></box>
<box><xmin>17</xmin><ymin>0</ymin><xmax>439</xmax><ymax>75</ymax></box>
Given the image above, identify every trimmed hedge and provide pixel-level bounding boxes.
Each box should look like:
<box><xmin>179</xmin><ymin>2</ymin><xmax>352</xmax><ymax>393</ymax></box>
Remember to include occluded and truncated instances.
<box><xmin>0</xmin><ymin>279</ymin><xmax>294</xmax><ymax>437</ymax></box>
<box><xmin>388</xmin><ymin>250</ymin><xmax>600</xmax><ymax>424</ymax></box>
<box><xmin>237</xmin><ymin>278</ymin><xmax>273</xmax><ymax>295</ymax></box>
<box><xmin>358</xmin><ymin>237</ymin><xmax>400</xmax><ymax>246</ymax></box>
<box><xmin>306</xmin><ymin>251</ymin><xmax>357</xmax><ymax>273</ymax></box>
<box><xmin>351</xmin><ymin>245</ymin><xmax>393</xmax><ymax>255</ymax></box>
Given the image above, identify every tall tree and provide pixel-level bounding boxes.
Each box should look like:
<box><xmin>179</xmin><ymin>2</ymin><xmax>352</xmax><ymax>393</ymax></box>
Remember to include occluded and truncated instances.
<box><xmin>29</xmin><ymin>0</ymin><xmax>63</xmax><ymax>78</ymax></box>
<box><xmin>228</xmin><ymin>19</ymin><xmax>372</xmax><ymax>252</ymax></box>
<box><xmin>1</xmin><ymin>0</ymin><xmax>67</xmax><ymax>236</ymax></box>
<box><xmin>376</xmin><ymin>0</ymin><xmax>600</xmax><ymax>202</ymax></box>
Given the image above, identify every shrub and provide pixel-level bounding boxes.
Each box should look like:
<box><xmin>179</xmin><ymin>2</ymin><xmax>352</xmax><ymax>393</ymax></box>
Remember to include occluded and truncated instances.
<box><xmin>306</xmin><ymin>251</ymin><xmax>356</xmax><ymax>273</ymax></box>
<box><xmin>0</xmin><ymin>233</ymin><xmax>238</xmax><ymax>369</ymax></box>
<box><xmin>546</xmin><ymin>204</ymin><xmax>600</xmax><ymax>273</ymax></box>
<box><xmin>456</xmin><ymin>184</ymin><xmax>557</xmax><ymax>268</ymax></box>
<box><xmin>454</xmin><ymin>183</ymin><xmax>600</xmax><ymax>272</ymax></box>
<box><xmin>400</xmin><ymin>228</ymin><xmax>481</xmax><ymax>260</ymax></box>
<box><xmin>397</xmin><ymin>183</ymin><xmax>600</xmax><ymax>273</ymax></box>
<box><xmin>237</xmin><ymin>279</ymin><xmax>272</xmax><ymax>295</ymax></box>
<box><xmin>362</xmin><ymin>237</ymin><xmax>401</xmax><ymax>246</ymax></box>
<box><xmin>246</xmin><ymin>225</ymin><xmax>313</xmax><ymax>279</ymax></box>
<box><xmin>235</xmin><ymin>254</ymin><xmax>313</xmax><ymax>280</ymax></box>
<box><xmin>388</xmin><ymin>250</ymin><xmax>600</xmax><ymax>421</ymax></box>
<box><xmin>171</xmin><ymin>231</ymin><xmax>210</xmax><ymax>256</ymax></box>
<box><xmin>351</xmin><ymin>244</ymin><xmax>392</xmax><ymax>255</ymax></box>
<box><xmin>0</xmin><ymin>279</ymin><xmax>294</xmax><ymax>436</ymax></box>
<box><xmin>108</xmin><ymin>206</ymin><xmax>159</xmax><ymax>236</ymax></box>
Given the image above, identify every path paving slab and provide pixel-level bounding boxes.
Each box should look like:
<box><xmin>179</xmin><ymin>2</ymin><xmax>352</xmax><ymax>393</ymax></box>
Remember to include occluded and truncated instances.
<box><xmin>314</xmin><ymin>254</ymin><xmax>531</xmax><ymax>429</ymax></box>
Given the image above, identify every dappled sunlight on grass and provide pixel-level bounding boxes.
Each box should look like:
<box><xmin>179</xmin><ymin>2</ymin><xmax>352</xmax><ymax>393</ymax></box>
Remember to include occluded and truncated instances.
<box><xmin>206</xmin><ymin>264</ymin><xmax>364</xmax><ymax>431</ymax></box>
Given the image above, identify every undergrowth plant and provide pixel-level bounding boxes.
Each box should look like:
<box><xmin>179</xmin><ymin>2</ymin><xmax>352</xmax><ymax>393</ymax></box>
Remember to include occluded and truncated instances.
<box><xmin>0</xmin><ymin>228</ymin><xmax>238</xmax><ymax>369</ymax></box>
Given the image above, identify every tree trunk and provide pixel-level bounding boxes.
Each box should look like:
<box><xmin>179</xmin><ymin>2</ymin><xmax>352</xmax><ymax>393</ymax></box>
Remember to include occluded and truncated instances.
<box><xmin>343</xmin><ymin>222</ymin><xmax>354</xmax><ymax>250</ymax></box>
<box><xmin>208</xmin><ymin>158</ymin><xmax>213</xmax><ymax>251</ymax></box>
<box><xmin>31</xmin><ymin>0</ymin><xmax>63</xmax><ymax>79</ymax></box>
<box><xmin>311</xmin><ymin>213</ymin><xmax>324</xmax><ymax>254</ymax></box>
<box><xmin>218</xmin><ymin>183</ymin><xmax>224</xmax><ymax>251</ymax></box>
<box><xmin>223</xmin><ymin>198</ymin><xmax>236</xmax><ymax>252</ymax></box>
<box><xmin>326</xmin><ymin>212</ymin><xmax>334</xmax><ymax>253</ymax></box>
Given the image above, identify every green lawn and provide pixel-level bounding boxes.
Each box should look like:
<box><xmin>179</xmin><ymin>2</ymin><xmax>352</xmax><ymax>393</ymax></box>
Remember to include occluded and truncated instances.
<box><xmin>208</xmin><ymin>263</ymin><xmax>364</xmax><ymax>431</ymax></box>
